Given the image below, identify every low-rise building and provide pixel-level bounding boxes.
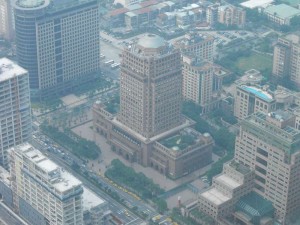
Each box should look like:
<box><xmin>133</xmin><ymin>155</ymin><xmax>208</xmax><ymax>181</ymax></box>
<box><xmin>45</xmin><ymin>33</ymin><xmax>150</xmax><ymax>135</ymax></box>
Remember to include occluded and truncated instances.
<box><xmin>199</xmin><ymin>161</ymin><xmax>255</xmax><ymax>221</ymax></box>
<box><xmin>234</xmin><ymin>85</ymin><xmax>276</xmax><ymax>120</ymax></box>
<box><xmin>264</xmin><ymin>4</ymin><xmax>300</xmax><ymax>25</ymax></box>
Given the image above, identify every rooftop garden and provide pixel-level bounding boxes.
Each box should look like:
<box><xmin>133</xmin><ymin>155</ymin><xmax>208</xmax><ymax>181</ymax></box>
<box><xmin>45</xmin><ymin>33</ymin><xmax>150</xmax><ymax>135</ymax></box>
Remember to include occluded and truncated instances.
<box><xmin>104</xmin><ymin>95</ymin><xmax>120</xmax><ymax>114</ymax></box>
<box><xmin>160</xmin><ymin>132</ymin><xmax>196</xmax><ymax>151</ymax></box>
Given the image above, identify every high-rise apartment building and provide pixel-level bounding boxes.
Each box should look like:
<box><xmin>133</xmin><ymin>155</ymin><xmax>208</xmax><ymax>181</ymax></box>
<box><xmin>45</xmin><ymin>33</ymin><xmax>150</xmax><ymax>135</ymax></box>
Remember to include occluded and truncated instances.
<box><xmin>0</xmin><ymin>0</ymin><xmax>14</xmax><ymax>40</ymax></box>
<box><xmin>117</xmin><ymin>34</ymin><xmax>182</xmax><ymax>138</ymax></box>
<box><xmin>13</xmin><ymin>0</ymin><xmax>100</xmax><ymax>99</ymax></box>
<box><xmin>206</xmin><ymin>4</ymin><xmax>219</xmax><ymax>27</ymax></box>
<box><xmin>174</xmin><ymin>32</ymin><xmax>214</xmax><ymax>62</ymax></box>
<box><xmin>218</xmin><ymin>5</ymin><xmax>246</xmax><ymax>27</ymax></box>
<box><xmin>10</xmin><ymin>143</ymin><xmax>84</xmax><ymax>225</ymax></box>
<box><xmin>0</xmin><ymin>58</ymin><xmax>31</xmax><ymax>169</ymax></box>
<box><xmin>182</xmin><ymin>54</ymin><xmax>214</xmax><ymax>111</ymax></box>
<box><xmin>272</xmin><ymin>33</ymin><xmax>300</xmax><ymax>87</ymax></box>
<box><xmin>235</xmin><ymin>111</ymin><xmax>300</xmax><ymax>223</ymax></box>
<box><xmin>234</xmin><ymin>85</ymin><xmax>276</xmax><ymax>120</ymax></box>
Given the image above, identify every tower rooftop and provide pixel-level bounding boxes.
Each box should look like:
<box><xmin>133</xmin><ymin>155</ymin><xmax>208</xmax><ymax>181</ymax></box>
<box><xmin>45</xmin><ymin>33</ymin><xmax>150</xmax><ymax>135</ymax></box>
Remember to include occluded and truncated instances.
<box><xmin>137</xmin><ymin>34</ymin><xmax>166</xmax><ymax>49</ymax></box>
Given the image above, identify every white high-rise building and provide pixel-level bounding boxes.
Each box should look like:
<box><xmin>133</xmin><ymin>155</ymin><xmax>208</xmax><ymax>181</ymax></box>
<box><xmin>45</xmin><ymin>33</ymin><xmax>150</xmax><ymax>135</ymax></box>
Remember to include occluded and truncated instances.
<box><xmin>10</xmin><ymin>143</ymin><xmax>84</xmax><ymax>225</ymax></box>
<box><xmin>0</xmin><ymin>58</ymin><xmax>31</xmax><ymax>169</ymax></box>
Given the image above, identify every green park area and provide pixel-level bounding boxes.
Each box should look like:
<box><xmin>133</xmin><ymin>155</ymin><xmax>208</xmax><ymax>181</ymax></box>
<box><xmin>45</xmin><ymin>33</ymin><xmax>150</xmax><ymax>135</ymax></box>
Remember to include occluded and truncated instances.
<box><xmin>235</xmin><ymin>52</ymin><xmax>273</xmax><ymax>73</ymax></box>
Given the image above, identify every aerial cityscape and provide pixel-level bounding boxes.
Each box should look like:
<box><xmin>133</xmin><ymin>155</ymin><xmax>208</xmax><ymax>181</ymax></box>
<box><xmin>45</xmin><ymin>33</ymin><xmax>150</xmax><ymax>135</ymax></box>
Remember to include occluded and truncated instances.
<box><xmin>0</xmin><ymin>0</ymin><xmax>300</xmax><ymax>224</ymax></box>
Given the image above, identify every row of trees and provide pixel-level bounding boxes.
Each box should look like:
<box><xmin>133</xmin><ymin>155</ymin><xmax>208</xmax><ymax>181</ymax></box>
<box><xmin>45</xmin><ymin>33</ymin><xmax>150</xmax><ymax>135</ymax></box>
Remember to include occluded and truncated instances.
<box><xmin>182</xmin><ymin>101</ymin><xmax>236</xmax><ymax>180</ymax></box>
<box><xmin>40</xmin><ymin>124</ymin><xmax>100</xmax><ymax>159</ymax></box>
<box><xmin>105</xmin><ymin>159</ymin><xmax>164</xmax><ymax>199</ymax></box>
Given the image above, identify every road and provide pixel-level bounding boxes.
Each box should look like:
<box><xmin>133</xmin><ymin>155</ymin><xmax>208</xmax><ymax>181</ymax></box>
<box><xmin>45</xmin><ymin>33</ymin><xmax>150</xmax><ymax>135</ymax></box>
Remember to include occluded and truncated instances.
<box><xmin>30</xmin><ymin>136</ymin><xmax>158</xmax><ymax>224</ymax></box>
<box><xmin>0</xmin><ymin>203</ymin><xmax>28</xmax><ymax>225</ymax></box>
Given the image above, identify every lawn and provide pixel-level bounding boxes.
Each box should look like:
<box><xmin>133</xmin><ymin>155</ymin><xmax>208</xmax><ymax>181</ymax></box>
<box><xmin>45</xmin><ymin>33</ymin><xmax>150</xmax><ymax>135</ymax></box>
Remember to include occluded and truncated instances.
<box><xmin>235</xmin><ymin>52</ymin><xmax>273</xmax><ymax>73</ymax></box>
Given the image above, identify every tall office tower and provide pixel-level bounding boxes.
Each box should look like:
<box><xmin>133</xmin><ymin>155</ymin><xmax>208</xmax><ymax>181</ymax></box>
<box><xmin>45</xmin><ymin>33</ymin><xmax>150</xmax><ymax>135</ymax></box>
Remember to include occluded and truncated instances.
<box><xmin>174</xmin><ymin>32</ymin><xmax>214</xmax><ymax>62</ymax></box>
<box><xmin>13</xmin><ymin>0</ymin><xmax>100</xmax><ymax>99</ymax></box>
<box><xmin>10</xmin><ymin>143</ymin><xmax>83</xmax><ymax>225</ymax></box>
<box><xmin>182</xmin><ymin>54</ymin><xmax>214</xmax><ymax>111</ymax></box>
<box><xmin>117</xmin><ymin>34</ymin><xmax>182</xmax><ymax>138</ymax></box>
<box><xmin>234</xmin><ymin>85</ymin><xmax>276</xmax><ymax>120</ymax></box>
<box><xmin>272</xmin><ymin>33</ymin><xmax>300</xmax><ymax>87</ymax></box>
<box><xmin>235</xmin><ymin>111</ymin><xmax>300</xmax><ymax>223</ymax></box>
<box><xmin>0</xmin><ymin>0</ymin><xmax>14</xmax><ymax>40</ymax></box>
<box><xmin>0</xmin><ymin>58</ymin><xmax>31</xmax><ymax>169</ymax></box>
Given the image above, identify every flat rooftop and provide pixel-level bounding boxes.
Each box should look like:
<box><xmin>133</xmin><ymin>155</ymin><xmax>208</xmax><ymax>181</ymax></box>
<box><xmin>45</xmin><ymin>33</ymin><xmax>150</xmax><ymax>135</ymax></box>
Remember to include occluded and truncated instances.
<box><xmin>159</xmin><ymin>128</ymin><xmax>199</xmax><ymax>151</ymax></box>
<box><xmin>239</xmin><ymin>85</ymin><xmax>273</xmax><ymax>102</ymax></box>
<box><xmin>82</xmin><ymin>187</ymin><xmax>106</xmax><ymax>211</ymax></box>
<box><xmin>214</xmin><ymin>174</ymin><xmax>242</xmax><ymax>189</ymax></box>
<box><xmin>0</xmin><ymin>58</ymin><xmax>27</xmax><ymax>82</ymax></box>
<box><xmin>13</xmin><ymin>143</ymin><xmax>82</xmax><ymax>193</ymax></box>
<box><xmin>200</xmin><ymin>188</ymin><xmax>230</xmax><ymax>206</ymax></box>
<box><xmin>264</xmin><ymin>4</ymin><xmax>300</xmax><ymax>19</ymax></box>
<box><xmin>240</xmin><ymin>0</ymin><xmax>273</xmax><ymax>9</ymax></box>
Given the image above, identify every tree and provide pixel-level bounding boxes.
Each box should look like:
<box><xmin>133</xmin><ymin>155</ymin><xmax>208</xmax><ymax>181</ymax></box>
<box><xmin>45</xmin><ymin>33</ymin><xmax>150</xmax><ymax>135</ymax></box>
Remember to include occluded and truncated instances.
<box><xmin>155</xmin><ymin>198</ymin><xmax>168</xmax><ymax>213</ymax></box>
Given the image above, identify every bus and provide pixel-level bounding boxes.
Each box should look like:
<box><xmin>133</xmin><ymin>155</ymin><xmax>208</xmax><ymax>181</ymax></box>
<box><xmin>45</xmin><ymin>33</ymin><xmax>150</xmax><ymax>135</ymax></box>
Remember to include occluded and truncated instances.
<box><xmin>111</xmin><ymin>63</ymin><xmax>120</xmax><ymax>69</ymax></box>
<box><xmin>104</xmin><ymin>60</ymin><xmax>114</xmax><ymax>65</ymax></box>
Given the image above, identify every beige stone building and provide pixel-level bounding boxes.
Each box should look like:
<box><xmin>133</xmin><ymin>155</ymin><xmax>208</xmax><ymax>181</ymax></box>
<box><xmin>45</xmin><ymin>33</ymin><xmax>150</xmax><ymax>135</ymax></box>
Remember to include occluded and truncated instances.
<box><xmin>173</xmin><ymin>32</ymin><xmax>214</xmax><ymax>62</ymax></box>
<box><xmin>93</xmin><ymin>34</ymin><xmax>213</xmax><ymax>179</ymax></box>
<box><xmin>199</xmin><ymin>161</ymin><xmax>255</xmax><ymax>221</ymax></box>
<box><xmin>235</xmin><ymin>111</ymin><xmax>300</xmax><ymax>223</ymax></box>
<box><xmin>182</xmin><ymin>54</ymin><xmax>215</xmax><ymax>112</ymax></box>
<box><xmin>0</xmin><ymin>0</ymin><xmax>14</xmax><ymax>40</ymax></box>
<box><xmin>234</xmin><ymin>85</ymin><xmax>276</xmax><ymax>120</ymax></box>
<box><xmin>272</xmin><ymin>33</ymin><xmax>300</xmax><ymax>87</ymax></box>
<box><xmin>218</xmin><ymin>5</ymin><xmax>246</xmax><ymax>27</ymax></box>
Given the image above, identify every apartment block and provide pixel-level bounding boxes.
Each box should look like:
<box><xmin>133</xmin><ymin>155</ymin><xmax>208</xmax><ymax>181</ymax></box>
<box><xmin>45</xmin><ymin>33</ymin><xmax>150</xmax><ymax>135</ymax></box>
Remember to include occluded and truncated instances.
<box><xmin>13</xmin><ymin>0</ymin><xmax>100</xmax><ymax>99</ymax></box>
<box><xmin>10</xmin><ymin>143</ymin><xmax>84</xmax><ymax>225</ymax></box>
<box><xmin>182</xmin><ymin>54</ymin><xmax>215</xmax><ymax>111</ymax></box>
<box><xmin>0</xmin><ymin>0</ymin><xmax>14</xmax><ymax>40</ymax></box>
<box><xmin>272</xmin><ymin>33</ymin><xmax>300</xmax><ymax>87</ymax></box>
<box><xmin>218</xmin><ymin>5</ymin><xmax>246</xmax><ymax>27</ymax></box>
<box><xmin>235</xmin><ymin>111</ymin><xmax>300</xmax><ymax>223</ymax></box>
<box><xmin>234</xmin><ymin>85</ymin><xmax>276</xmax><ymax>120</ymax></box>
<box><xmin>0</xmin><ymin>58</ymin><xmax>31</xmax><ymax>169</ymax></box>
<box><xmin>174</xmin><ymin>32</ymin><xmax>214</xmax><ymax>62</ymax></box>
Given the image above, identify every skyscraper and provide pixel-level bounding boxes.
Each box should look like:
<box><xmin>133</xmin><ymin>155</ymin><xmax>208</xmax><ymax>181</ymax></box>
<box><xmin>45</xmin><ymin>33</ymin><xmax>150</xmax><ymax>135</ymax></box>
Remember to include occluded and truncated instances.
<box><xmin>235</xmin><ymin>111</ymin><xmax>300</xmax><ymax>223</ymax></box>
<box><xmin>0</xmin><ymin>58</ymin><xmax>31</xmax><ymax>169</ymax></box>
<box><xmin>13</xmin><ymin>0</ymin><xmax>100</xmax><ymax>99</ymax></box>
<box><xmin>93</xmin><ymin>34</ymin><xmax>213</xmax><ymax>178</ymax></box>
<box><xmin>117</xmin><ymin>34</ymin><xmax>182</xmax><ymax>138</ymax></box>
<box><xmin>272</xmin><ymin>33</ymin><xmax>300</xmax><ymax>87</ymax></box>
<box><xmin>10</xmin><ymin>143</ymin><xmax>84</xmax><ymax>225</ymax></box>
<box><xmin>0</xmin><ymin>0</ymin><xmax>14</xmax><ymax>40</ymax></box>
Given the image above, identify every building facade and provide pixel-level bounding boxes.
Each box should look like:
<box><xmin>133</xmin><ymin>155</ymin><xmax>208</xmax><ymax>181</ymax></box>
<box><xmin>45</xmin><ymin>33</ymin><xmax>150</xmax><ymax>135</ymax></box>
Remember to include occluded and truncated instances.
<box><xmin>272</xmin><ymin>33</ymin><xmax>300</xmax><ymax>87</ymax></box>
<box><xmin>182</xmin><ymin>54</ymin><xmax>214</xmax><ymax>110</ymax></box>
<box><xmin>218</xmin><ymin>5</ymin><xmax>246</xmax><ymax>27</ymax></box>
<box><xmin>0</xmin><ymin>0</ymin><xmax>14</xmax><ymax>40</ymax></box>
<box><xmin>10</xmin><ymin>143</ymin><xmax>84</xmax><ymax>225</ymax></box>
<box><xmin>199</xmin><ymin>161</ymin><xmax>255</xmax><ymax>221</ymax></box>
<box><xmin>13</xmin><ymin>0</ymin><xmax>100</xmax><ymax>99</ymax></box>
<box><xmin>234</xmin><ymin>85</ymin><xmax>276</xmax><ymax>120</ymax></box>
<box><xmin>235</xmin><ymin>111</ymin><xmax>300</xmax><ymax>223</ymax></box>
<box><xmin>174</xmin><ymin>32</ymin><xmax>214</xmax><ymax>62</ymax></box>
<box><xmin>118</xmin><ymin>34</ymin><xmax>182</xmax><ymax>138</ymax></box>
<box><xmin>0</xmin><ymin>58</ymin><xmax>31</xmax><ymax>169</ymax></box>
<box><xmin>93</xmin><ymin>34</ymin><xmax>213</xmax><ymax>179</ymax></box>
